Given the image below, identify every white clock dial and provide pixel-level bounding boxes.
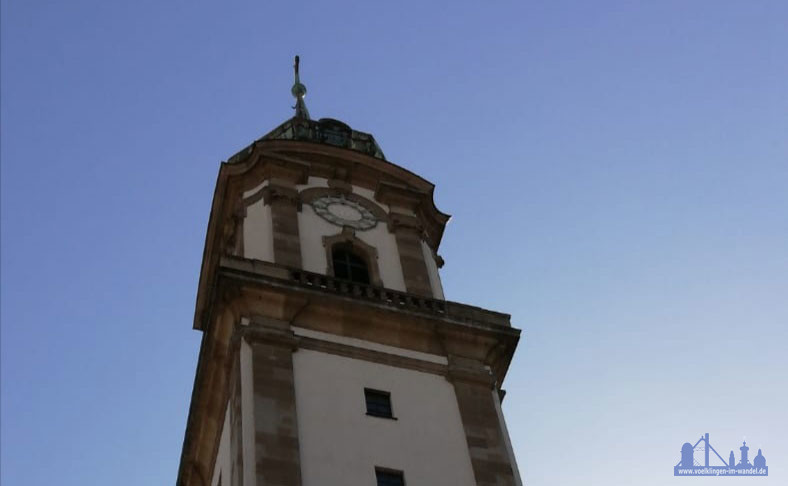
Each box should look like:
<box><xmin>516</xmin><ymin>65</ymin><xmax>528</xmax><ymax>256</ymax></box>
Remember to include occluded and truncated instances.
<box><xmin>311</xmin><ymin>195</ymin><xmax>377</xmax><ymax>230</ymax></box>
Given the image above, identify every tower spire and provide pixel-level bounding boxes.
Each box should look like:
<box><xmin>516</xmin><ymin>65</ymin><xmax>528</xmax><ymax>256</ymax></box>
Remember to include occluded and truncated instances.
<box><xmin>291</xmin><ymin>55</ymin><xmax>310</xmax><ymax>119</ymax></box>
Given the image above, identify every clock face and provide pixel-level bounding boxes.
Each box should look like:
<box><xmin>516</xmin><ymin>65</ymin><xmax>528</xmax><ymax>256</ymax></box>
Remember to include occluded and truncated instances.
<box><xmin>311</xmin><ymin>195</ymin><xmax>378</xmax><ymax>230</ymax></box>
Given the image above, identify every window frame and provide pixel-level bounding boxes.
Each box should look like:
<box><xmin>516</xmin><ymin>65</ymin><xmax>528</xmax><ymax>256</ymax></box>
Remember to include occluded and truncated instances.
<box><xmin>364</xmin><ymin>387</ymin><xmax>396</xmax><ymax>420</ymax></box>
<box><xmin>331</xmin><ymin>243</ymin><xmax>371</xmax><ymax>284</ymax></box>
<box><xmin>375</xmin><ymin>467</ymin><xmax>405</xmax><ymax>486</ymax></box>
<box><xmin>323</xmin><ymin>229</ymin><xmax>382</xmax><ymax>286</ymax></box>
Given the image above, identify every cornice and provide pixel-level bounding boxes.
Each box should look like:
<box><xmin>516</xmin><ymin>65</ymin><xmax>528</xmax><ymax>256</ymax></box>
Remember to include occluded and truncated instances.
<box><xmin>224</xmin><ymin>140</ymin><xmax>450</xmax><ymax>243</ymax></box>
<box><xmin>215</xmin><ymin>256</ymin><xmax>519</xmax><ymax>378</ymax></box>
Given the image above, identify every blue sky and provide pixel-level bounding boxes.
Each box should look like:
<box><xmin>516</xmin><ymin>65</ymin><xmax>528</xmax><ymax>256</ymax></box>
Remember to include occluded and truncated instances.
<box><xmin>2</xmin><ymin>1</ymin><xmax>786</xmax><ymax>484</ymax></box>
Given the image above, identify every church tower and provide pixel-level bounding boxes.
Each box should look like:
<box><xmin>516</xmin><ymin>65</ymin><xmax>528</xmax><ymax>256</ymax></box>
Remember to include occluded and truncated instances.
<box><xmin>177</xmin><ymin>57</ymin><xmax>523</xmax><ymax>486</ymax></box>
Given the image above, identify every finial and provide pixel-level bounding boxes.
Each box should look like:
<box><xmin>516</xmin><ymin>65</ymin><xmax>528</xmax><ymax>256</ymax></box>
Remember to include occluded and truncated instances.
<box><xmin>291</xmin><ymin>55</ymin><xmax>310</xmax><ymax>119</ymax></box>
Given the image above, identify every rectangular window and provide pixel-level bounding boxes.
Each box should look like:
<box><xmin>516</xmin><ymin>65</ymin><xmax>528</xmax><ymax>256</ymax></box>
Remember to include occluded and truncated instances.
<box><xmin>364</xmin><ymin>388</ymin><xmax>394</xmax><ymax>418</ymax></box>
<box><xmin>376</xmin><ymin>467</ymin><xmax>405</xmax><ymax>486</ymax></box>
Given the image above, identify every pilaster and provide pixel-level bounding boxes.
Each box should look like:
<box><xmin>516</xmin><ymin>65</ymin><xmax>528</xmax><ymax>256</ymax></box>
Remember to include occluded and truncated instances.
<box><xmin>447</xmin><ymin>356</ymin><xmax>517</xmax><ymax>486</ymax></box>
<box><xmin>390</xmin><ymin>213</ymin><xmax>433</xmax><ymax>297</ymax></box>
<box><xmin>262</xmin><ymin>184</ymin><xmax>302</xmax><ymax>268</ymax></box>
<box><xmin>242</xmin><ymin>319</ymin><xmax>302</xmax><ymax>486</ymax></box>
<box><xmin>229</xmin><ymin>353</ymin><xmax>244</xmax><ymax>486</ymax></box>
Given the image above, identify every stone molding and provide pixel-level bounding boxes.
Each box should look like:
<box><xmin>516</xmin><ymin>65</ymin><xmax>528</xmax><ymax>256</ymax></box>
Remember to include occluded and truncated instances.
<box><xmin>326</xmin><ymin>177</ymin><xmax>352</xmax><ymax>192</ymax></box>
<box><xmin>219</xmin><ymin>255</ymin><xmax>514</xmax><ymax>329</ymax></box>
<box><xmin>446</xmin><ymin>356</ymin><xmax>497</xmax><ymax>388</ymax></box>
<box><xmin>388</xmin><ymin>212</ymin><xmax>423</xmax><ymax>233</ymax></box>
<box><xmin>240</xmin><ymin>183</ymin><xmax>268</xmax><ymax>208</ymax></box>
<box><xmin>375</xmin><ymin>180</ymin><xmax>425</xmax><ymax>212</ymax></box>
<box><xmin>216</xmin><ymin>257</ymin><xmax>519</xmax><ymax>381</ymax></box>
<box><xmin>240</xmin><ymin>322</ymin><xmax>299</xmax><ymax>350</ymax></box>
<box><xmin>297</xmin><ymin>335</ymin><xmax>447</xmax><ymax>377</ymax></box>
<box><xmin>261</xmin><ymin>184</ymin><xmax>301</xmax><ymax>208</ymax></box>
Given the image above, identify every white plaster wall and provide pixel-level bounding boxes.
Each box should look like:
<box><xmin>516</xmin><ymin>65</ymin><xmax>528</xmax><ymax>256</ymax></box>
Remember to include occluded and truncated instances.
<box><xmin>211</xmin><ymin>405</ymin><xmax>232</xmax><ymax>486</ymax></box>
<box><xmin>297</xmin><ymin>178</ymin><xmax>406</xmax><ymax>292</ymax></box>
<box><xmin>421</xmin><ymin>240</ymin><xmax>445</xmax><ymax>300</ymax></box>
<box><xmin>298</xmin><ymin>203</ymin><xmax>340</xmax><ymax>275</ymax></box>
<box><xmin>292</xmin><ymin>348</ymin><xmax>476</xmax><ymax>486</ymax></box>
<box><xmin>241</xmin><ymin>176</ymin><xmax>321</xmax><ymax>262</ymax></box>
<box><xmin>243</xmin><ymin>199</ymin><xmax>273</xmax><ymax>262</ymax></box>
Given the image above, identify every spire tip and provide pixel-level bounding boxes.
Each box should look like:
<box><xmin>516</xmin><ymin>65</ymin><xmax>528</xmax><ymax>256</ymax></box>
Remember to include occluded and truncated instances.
<box><xmin>291</xmin><ymin>55</ymin><xmax>310</xmax><ymax>119</ymax></box>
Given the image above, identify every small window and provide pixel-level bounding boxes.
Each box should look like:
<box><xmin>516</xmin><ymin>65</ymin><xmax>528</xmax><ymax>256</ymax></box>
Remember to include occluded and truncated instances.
<box><xmin>332</xmin><ymin>244</ymin><xmax>370</xmax><ymax>284</ymax></box>
<box><xmin>364</xmin><ymin>388</ymin><xmax>394</xmax><ymax>418</ymax></box>
<box><xmin>375</xmin><ymin>468</ymin><xmax>405</xmax><ymax>486</ymax></box>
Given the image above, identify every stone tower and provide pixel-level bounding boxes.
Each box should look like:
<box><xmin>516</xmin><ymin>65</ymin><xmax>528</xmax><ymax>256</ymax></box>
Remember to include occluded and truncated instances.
<box><xmin>177</xmin><ymin>58</ymin><xmax>522</xmax><ymax>486</ymax></box>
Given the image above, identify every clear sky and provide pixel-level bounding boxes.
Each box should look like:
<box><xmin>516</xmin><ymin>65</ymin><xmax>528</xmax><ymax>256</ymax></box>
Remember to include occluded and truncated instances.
<box><xmin>2</xmin><ymin>1</ymin><xmax>786</xmax><ymax>485</ymax></box>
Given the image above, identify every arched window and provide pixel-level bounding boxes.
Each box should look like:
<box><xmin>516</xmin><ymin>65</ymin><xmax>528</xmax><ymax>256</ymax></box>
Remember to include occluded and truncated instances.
<box><xmin>331</xmin><ymin>244</ymin><xmax>370</xmax><ymax>284</ymax></box>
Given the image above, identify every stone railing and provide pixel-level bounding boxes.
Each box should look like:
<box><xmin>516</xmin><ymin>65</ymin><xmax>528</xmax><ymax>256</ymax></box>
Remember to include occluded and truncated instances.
<box><xmin>220</xmin><ymin>256</ymin><xmax>511</xmax><ymax>328</ymax></box>
<box><xmin>290</xmin><ymin>269</ymin><xmax>448</xmax><ymax>316</ymax></box>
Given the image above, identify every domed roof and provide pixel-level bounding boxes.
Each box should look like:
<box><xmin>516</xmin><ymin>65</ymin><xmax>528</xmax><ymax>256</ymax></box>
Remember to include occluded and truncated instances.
<box><xmin>254</xmin><ymin>116</ymin><xmax>386</xmax><ymax>160</ymax></box>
